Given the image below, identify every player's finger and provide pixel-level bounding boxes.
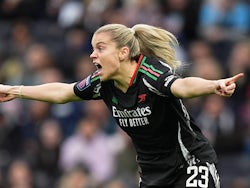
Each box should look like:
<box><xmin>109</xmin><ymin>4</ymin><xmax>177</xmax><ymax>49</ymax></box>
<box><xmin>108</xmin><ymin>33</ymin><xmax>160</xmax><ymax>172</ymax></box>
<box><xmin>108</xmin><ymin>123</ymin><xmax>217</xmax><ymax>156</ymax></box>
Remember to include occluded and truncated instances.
<box><xmin>226</xmin><ymin>83</ymin><xmax>236</xmax><ymax>90</ymax></box>
<box><xmin>0</xmin><ymin>94</ymin><xmax>14</xmax><ymax>102</ymax></box>
<box><xmin>227</xmin><ymin>73</ymin><xmax>244</xmax><ymax>84</ymax></box>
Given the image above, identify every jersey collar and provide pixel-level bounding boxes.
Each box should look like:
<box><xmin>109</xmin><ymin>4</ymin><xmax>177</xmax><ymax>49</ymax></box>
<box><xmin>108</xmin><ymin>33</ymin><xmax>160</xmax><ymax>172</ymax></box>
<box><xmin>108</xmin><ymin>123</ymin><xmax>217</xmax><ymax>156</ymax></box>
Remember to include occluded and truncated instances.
<box><xmin>129</xmin><ymin>54</ymin><xmax>144</xmax><ymax>86</ymax></box>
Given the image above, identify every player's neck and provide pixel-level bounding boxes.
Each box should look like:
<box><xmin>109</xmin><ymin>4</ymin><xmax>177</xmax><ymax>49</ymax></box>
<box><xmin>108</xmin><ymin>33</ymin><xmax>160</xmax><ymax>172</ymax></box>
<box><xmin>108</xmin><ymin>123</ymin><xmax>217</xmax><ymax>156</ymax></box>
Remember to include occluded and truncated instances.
<box><xmin>114</xmin><ymin>60</ymin><xmax>138</xmax><ymax>93</ymax></box>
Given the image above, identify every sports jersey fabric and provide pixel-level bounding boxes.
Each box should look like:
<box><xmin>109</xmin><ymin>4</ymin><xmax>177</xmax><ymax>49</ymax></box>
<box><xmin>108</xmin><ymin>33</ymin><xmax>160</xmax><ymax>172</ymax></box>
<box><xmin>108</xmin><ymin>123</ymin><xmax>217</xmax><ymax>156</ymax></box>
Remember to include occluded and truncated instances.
<box><xmin>73</xmin><ymin>54</ymin><xmax>217</xmax><ymax>186</ymax></box>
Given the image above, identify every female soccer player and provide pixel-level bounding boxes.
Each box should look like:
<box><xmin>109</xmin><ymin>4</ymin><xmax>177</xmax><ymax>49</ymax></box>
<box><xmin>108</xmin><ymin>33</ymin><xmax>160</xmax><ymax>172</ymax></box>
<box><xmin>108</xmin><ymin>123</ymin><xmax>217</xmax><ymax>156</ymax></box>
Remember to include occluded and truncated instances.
<box><xmin>0</xmin><ymin>23</ymin><xmax>243</xmax><ymax>188</ymax></box>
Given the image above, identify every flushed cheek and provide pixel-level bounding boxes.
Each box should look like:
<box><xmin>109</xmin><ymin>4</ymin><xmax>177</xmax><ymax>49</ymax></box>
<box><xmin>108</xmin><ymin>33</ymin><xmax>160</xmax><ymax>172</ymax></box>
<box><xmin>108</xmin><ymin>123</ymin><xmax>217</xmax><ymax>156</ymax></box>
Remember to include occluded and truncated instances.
<box><xmin>101</xmin><ymin>56</ymin><xmax>119</xmax><ymax>75</ymax></box>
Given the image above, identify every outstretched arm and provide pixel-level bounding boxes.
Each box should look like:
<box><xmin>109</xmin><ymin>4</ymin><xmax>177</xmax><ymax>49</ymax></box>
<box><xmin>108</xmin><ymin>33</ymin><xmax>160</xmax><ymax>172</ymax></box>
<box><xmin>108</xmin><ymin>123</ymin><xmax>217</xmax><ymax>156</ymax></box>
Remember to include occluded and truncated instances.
<box><xmin>0</xmin><ymin>82</ymin><xmax>81</xmax><ymax>103</ymax></box>
<box><xmin>170</xmin><ymin>73</ymin><xmax>244</xmax><ymax>99</ymax></box>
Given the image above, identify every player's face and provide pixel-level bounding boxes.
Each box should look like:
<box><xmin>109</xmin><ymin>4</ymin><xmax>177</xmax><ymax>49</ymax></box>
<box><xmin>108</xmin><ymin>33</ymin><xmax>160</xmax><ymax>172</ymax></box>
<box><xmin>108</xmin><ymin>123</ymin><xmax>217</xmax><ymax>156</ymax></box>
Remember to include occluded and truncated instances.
<box><xmin>90</xmin><ymin>32</ymin><xmax>121</xmax><ymax>81</ymax></box>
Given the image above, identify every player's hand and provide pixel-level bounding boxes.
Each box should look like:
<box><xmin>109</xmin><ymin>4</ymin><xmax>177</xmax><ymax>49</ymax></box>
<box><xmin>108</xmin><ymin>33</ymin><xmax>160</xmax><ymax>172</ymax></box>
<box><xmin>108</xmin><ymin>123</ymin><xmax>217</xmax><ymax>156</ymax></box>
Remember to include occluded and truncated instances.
<box><xmin>215</xmin><ymin>73</ymin><xmax>244</xmax><ymax>97</ymax></box>
<box><xmin>0</xmin><ymin>84</ymin><xmax>17</xmax><ymax>102</ymax></box>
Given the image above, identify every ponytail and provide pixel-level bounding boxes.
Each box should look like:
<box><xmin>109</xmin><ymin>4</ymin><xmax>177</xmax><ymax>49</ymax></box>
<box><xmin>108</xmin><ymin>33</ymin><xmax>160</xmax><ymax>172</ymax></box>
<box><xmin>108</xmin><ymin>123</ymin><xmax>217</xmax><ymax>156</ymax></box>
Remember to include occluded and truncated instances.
<box><xmin>132</xmin><ymin>24</ymin><xmax>181</xmax><ymax>70</ymax></box>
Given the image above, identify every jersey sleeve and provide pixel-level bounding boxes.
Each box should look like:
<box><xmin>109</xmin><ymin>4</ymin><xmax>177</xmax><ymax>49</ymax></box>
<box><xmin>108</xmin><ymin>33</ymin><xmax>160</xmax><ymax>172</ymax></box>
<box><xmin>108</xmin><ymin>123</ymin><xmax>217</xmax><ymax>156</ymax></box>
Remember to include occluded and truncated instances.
<box><xmin>142</xmin><ymin>59</ymin><xmax>180</xmax><ymax>98</ymax></box>
<box><xmin>159</xmin><ymin>71</ymin><xmax>180</xmax><ymax>97</ymax></box>
<box><xmin>73</xmin><ymin>71</ymin><xmax>102</xmax><ymax>100</ymax></box>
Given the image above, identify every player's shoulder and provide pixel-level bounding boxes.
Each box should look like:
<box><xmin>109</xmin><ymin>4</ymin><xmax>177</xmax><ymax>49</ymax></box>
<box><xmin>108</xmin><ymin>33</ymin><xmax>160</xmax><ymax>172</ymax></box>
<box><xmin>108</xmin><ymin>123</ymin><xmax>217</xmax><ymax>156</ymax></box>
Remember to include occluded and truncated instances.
<box><xmin>144</xmin><ymin>56</ymin><xmax>173</xmax><ymax>72</ymax></box>
<box><xmin>139</xmin><ymin>56</ymin><xmax>173</xmax><ymax>83</ymax></box>
<box><xmin>138</xmin><ymin>56</ymin><xmax>179</xmax><ymax>97</ymax></box>
<box><xmin>140</xmin><ymin>56</ymin><xmax>173</xmax><ymax>77</ymax></box>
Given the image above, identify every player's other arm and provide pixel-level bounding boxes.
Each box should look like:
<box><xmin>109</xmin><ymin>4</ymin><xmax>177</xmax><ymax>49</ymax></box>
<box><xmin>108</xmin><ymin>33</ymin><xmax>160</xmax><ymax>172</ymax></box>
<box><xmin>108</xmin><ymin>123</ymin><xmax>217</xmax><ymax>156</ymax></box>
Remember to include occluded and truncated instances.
<box><xmin>0</xmin><ymin>82</ymin><xmax>81</xmax><ymax>103</ymax></box>
<box><xmin>170</xmin><ymin>73</ymin><xmax>244</xmax><ymax>99</ymax></box>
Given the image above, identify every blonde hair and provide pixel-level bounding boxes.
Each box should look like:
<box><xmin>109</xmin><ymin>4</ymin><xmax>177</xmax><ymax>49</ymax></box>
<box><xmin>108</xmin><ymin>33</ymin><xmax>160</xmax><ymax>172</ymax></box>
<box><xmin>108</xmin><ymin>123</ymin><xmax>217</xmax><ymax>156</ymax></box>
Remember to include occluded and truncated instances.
<box><xmin>95</xmin><ymin>23</ymin><xmax>181</xmax><ymax>70</ymax></box>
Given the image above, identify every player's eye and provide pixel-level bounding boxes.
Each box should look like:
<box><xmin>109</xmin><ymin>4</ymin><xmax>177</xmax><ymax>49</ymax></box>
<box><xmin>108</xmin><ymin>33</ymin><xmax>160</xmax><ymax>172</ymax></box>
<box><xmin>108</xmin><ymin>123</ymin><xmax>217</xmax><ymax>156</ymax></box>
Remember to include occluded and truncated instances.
<box><xmin>97</xmin><ymin>46</ymin><xmax>104</xmax><ymax>52</ymax></box>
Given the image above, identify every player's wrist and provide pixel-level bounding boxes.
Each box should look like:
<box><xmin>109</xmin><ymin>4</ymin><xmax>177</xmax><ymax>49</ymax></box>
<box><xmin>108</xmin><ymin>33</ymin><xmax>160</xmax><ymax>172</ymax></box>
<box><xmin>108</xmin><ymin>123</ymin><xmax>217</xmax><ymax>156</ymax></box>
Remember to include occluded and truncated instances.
<box><xmin>18</xmin><ymin>85</ymin><xmax>24</xmax><ymax>98</ymax></box>
<box><xmin>7</xmin><ymin>85</ymin><xmax>24</xmax><ymax>98</ymax></box>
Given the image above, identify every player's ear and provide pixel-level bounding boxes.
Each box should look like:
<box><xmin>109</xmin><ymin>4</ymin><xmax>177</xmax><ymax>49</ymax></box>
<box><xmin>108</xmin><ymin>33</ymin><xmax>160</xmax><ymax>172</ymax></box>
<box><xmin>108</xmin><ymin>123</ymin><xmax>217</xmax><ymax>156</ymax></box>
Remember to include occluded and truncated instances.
<box><xmin>119</xmin><ymin>46</ymin><xmax>130</xmax><ymax>61</ymax></box>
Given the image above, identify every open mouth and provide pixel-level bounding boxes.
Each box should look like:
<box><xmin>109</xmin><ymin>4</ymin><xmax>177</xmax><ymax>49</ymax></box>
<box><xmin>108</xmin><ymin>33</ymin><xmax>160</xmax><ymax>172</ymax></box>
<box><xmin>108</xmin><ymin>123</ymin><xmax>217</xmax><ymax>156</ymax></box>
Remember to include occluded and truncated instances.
<box><xmin>93</xmin><ymin>62</ymin><xmax>102</xmax><ymax>71</ymax></box>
